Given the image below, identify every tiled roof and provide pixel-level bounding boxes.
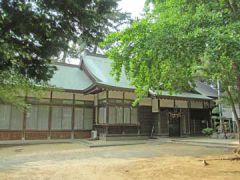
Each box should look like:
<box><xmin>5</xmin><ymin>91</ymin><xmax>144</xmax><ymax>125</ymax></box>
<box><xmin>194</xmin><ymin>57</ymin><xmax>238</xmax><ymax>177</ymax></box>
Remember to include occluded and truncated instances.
<box><xmin>82</xmin><ymin>54</ymin><xmax>134</xmax><ymax>89</ymax></box>
<box><xmin>82</xmin><ymin>53</ymin><xmax>213</xmax><ymax>100</ymax></box>
<box><xmin>49</xmin><ymin>63</ymin><xmax>93</xmax><ymax>91</ymax></box>
<box><xmin>49</xmin><ymin>53</ymin><xmax>215</xmax><ymax>101</ymax></box>
<box><xmin>149</xmin><ymin>90</ymin><xmax>212</xmax><ymax>100</ymax></box>
<box><xmin>194</xmin><ymin>81</ymin><xmax>218</xmax><ymax>98</ymax></box>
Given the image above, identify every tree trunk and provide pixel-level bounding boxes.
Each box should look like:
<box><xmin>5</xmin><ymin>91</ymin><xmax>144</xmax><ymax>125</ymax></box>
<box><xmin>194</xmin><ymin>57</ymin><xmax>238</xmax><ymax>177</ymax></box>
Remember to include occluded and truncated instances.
<box><xmin>226</xmin><ymin>88</ymin><xmax>240</xmax><ymax>144</ymax></box>
<box><xmin>232</xmin><ymin>63</ymin><xmax>240</xmax><ymax>144</ymax></box>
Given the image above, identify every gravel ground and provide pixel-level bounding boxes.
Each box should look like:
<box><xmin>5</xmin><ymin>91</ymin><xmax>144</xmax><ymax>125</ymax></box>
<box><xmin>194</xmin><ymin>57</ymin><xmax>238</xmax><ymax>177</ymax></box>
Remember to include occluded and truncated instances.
<box><xmin>0</xmin><ymin>142</ymin><xmax>238</xmax><ymax>180</ymax></box>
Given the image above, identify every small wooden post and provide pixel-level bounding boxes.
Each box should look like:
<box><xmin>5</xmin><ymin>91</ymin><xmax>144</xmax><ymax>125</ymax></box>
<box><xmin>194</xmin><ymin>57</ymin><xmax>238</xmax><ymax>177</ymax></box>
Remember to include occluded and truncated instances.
<box><xmin>22</xmin><ymin>95</ymin><xmax>27</xmax><ymax>140</ymax></box>
<box><xmin>106</xmin><ymin>90</ymin><xmax>109</xmax><ymax>124</ymax></box>
<box><xmin>48</xmin><ymin>91</ymin><xmax>53</xmax><ymax>139</ymax></box>
<box><xmin>71</xmin><ymin>94</ymin><xmax>75</xmax><ymax>139</ymax></box>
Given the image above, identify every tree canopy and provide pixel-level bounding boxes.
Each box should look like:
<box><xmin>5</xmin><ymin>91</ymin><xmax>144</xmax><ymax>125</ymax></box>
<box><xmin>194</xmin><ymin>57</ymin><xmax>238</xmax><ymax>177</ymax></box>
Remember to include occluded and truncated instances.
<box><xmin>0</xmin><ymin>0</ymin><xmax>129</xmax><ymax>81</ymax></box>
<box><xmin>103</xmin><ymin>0</ymin><xmax>240</xmax><ymax>99</ymax></box>
<box><xmin>0</xmin><ymin>0</ymin><xmax>129</xmax><ymax>104</ymax></box>
<box><xmin>102</xmin><ymin>0</ymin><xmax>240</xmax><ymax>140</ymax></box>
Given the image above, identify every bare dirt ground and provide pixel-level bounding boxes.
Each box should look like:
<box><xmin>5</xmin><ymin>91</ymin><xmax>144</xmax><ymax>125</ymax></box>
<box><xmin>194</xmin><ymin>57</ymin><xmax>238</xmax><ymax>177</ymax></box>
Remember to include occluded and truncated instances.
<box><xmin>0</xmin><ymin>142</ymin><xmax>239</xmax><ymax>180</ymax></box>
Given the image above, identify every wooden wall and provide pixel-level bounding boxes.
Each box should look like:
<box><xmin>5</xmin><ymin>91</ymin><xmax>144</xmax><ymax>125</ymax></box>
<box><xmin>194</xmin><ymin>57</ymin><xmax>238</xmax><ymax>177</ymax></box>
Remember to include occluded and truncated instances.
<box><xmin>153</xmin><ymin>108</ymin><xmax>194</xmax><ymax>137</ymax></box>
<box><xmin>139</xmin><ymin>106</ymin><xmax>153</xmax><ymax>135</ymax></box>
<box><xmin>0</xmin><ymin>91</ymin><xmax>94</xmax><ymax>140</ymax></box>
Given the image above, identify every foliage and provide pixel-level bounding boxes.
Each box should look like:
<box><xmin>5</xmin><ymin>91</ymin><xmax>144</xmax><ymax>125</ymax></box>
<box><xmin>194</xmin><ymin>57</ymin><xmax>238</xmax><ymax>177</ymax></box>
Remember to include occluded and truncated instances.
<box><xmin>0</xmin><ymin>70</ymin><xmax>51</xmax><ymax>107</ymax></box>
<box><xmin>0</xmin><ymin>0</ymin><xmax>130</xmax><ymax>105</ymax></box>
<box><xmin>0</xmin><ymin>0</ymin><xmax>130</xmax><ymax>81</ymax></box>
<box><xmin>102</xmin><ymin>0</ymin><xmax>240</xmax><ymax>102</ymax></box>
<box><xmin>202</xmin><ymin>128</ymin><xmax>214</xmax><ymax>136</ymax></box>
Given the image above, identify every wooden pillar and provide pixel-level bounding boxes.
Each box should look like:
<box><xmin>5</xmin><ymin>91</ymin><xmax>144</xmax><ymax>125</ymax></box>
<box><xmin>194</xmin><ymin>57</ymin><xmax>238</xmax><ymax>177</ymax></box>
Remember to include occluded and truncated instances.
<box><xmin>71</xmin><ymin>94</ymin><xmax>75</xmax><ymax>139</ymax></box>
<box><xmin>209</xmin><ymin>101</ymin><xmax>212</xmax><ymax>128</ymax></box>
<box><xmin>48</xmin><ymin>91</ymin><xmax>53</xmax><ymax>139</ymax></box>
<box><xmin>97</xmin><ymin>94</ymin><xmax>100</xmax><ymax>124</ymax></box>
<box><xmin>22</xmin><ymin>95</ymin><xmax>27</xmax><ymax>140</ymax></box>
<box><xmin>193</xmin><ymin>119</ymin><xmax>196</xmax><ymax>135</ymax></box>
<box><xmin>157</xmin><ymin>99</ymin><xmax>160</xmax><ymax>135</ymax></box>
<box><xmin>186</xmin><ymin>109</ymin><xmax>189</xmax><ymax>135</ymax></box>
<box><xmin>93</xmin><ymin>105</ymin><xmax>96</xmax><ymax>128</ymax></box>
<box><xmin>106</xmin><ymin>90</ymin><xmax>109</xmax><ymax>124</ymax></box>
<box><xmin>228</xmin><ymin>119</ymin><xmax>232</xmax><ymax>132</ymax></box>
<box><xmin>137</xmin><ymin>105</ymin><xmax>141</xmax><ymax>135</ymax></box>
<box><xmin>122</xmin><ymin>92</ymin><xmax>125</xmax><ymax>134</ymax></box>
<box><xmin>94</xmin><ymin>94</ymin><xmax>98</xmax><ymax>125</ymax></box>
<box><xmin>83</xmin><ymin>105</ymin><xmax>85</xmax><ymax>129</ymax></box>
<box><xmin>188</xmin><ymin>100</ymin><xmax>191</xmax><ymax>135</ymax></box>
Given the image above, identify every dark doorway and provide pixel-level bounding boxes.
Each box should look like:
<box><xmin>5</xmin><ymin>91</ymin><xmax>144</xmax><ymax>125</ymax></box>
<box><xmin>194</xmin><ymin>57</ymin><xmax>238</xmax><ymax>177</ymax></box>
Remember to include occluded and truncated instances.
<box><xmin>169</xmin><ymin>116</ymin><xmax>181</xmax><ymax>137</ymax></box>
<box><xmin>190</xmin><ymin>109</ymin><xmax>210</xmax><ymax>135</ymax></box>
<box><xmin>138</xmin><ymin>106</ymin><xmax>153</xmax><ymax>135</ymax></box>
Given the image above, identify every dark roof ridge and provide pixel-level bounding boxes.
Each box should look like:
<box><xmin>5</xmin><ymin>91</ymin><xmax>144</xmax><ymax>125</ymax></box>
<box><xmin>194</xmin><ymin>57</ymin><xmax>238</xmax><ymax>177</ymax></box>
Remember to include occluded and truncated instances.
<box><xmin>83</xmin><ymin>50</ymin><xmax>107</xmax><ymax>58</ymax></box>
<box><xmin>53</xmin><ymin>62</ymin><xmax>80</xmax><ymax>68</ymax></box>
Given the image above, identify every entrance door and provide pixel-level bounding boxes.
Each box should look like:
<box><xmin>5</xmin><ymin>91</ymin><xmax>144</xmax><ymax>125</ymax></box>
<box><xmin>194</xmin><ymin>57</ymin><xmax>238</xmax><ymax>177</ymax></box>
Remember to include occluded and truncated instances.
<box><xmin>169</xmin><ymin>116</ymin><xmax>180</xmax><ymax>137</ymax></box>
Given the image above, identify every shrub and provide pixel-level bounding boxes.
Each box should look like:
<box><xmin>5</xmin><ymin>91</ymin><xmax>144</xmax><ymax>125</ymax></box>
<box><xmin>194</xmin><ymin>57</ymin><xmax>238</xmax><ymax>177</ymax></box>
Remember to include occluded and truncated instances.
<box><xmin>202</xmin><ymin>128</ymin><xmax>214</xmax><ymax>136</ymax></box>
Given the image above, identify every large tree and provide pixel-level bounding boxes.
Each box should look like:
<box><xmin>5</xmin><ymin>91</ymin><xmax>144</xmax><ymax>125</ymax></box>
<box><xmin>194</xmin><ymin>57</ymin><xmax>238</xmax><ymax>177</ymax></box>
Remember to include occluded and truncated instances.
<box><xmin>0</xmin><ymin>0</ymin><xmax>129</xmax><ymax>104</ymax></box>
<box><xmin>102</xmin><ymin>0</ymin><xmax>240</xmax><ymax>142</ymax></box>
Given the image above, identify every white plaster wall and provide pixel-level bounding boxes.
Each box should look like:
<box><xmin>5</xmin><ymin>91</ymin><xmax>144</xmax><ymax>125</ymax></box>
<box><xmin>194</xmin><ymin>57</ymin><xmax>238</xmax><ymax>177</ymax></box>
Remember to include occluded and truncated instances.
<box><xmin>160</xmin><ymin>99</ymin><xmax>174</xmax><ymax>108</ymax></box>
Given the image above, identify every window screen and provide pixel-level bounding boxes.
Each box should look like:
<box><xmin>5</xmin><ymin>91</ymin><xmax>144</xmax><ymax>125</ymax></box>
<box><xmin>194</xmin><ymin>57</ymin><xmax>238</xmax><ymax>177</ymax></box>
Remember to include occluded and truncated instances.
<box><xmin>99</xmin><ymin>107</ymin><xmax>107</xmax><ymax>124</ymax></box>
<box><xmin>62</xmin><ymin>107</ymin><xmax>72</xmax><ymax>130</ymax></box>
<box><xmin>109</xmin><ymin>106</ymin><xmax>116</xmax><ymax>124</ymax></box>
<box><xmin>116</xmin><ymin>107</ymin><xmax>123</xmax><ymax>124</ymax></box>
<box><xmin>131</xmin><ymin>108</ymin><xmax>138</xmax><ymax>124</ymax></box>
<box><xmin>0</xmin><ymin>104</ymin><xmax>11</xmax><ymax>129</ymax></box>
<box><xmin>10</xmin><ymin>106</ymin><xmax>23</xmax><ymax>130</ymax></box>
<box><xmin>74</xmin><ymin>108</ymin><xmax>84</xmax><ymax>130</ymax></box>
<box><xmin>84</xmin><ymin>108</ymin><xmax>93</xmax><ymax>130</ymax></box>
<box><xmin>51</xmin><ymin>106</ymin><xmax>72</xmax><ymax>130</ymax></box>
<box><xmin>124</xmin><ymin>107</ymin><xmax>130</xmax><ymax>124</ymax></box>
<box><xmin>26</xmin><ymin>105</ymin><xmax>48</xmax><ymax>130</ymax></box>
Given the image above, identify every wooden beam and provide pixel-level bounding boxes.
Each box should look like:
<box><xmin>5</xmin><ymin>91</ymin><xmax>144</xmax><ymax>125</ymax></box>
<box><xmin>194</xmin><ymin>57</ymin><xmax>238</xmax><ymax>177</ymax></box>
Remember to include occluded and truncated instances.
<box><xmin>122</xmin><ymin>92</ymin><xmax>125</xmax><ymax>134</ymax></box>
<box><xmin>71</xmin><ymin>93</ymin><xmax>75</xmax><ymax>139</ymax></box>
<box><xmin>48</xmin><ymin>91</ymin><xmax>53</xmax><ymax>139</ymax></box>
<box><xmin>106</xmin><ymin>90</ymin><xmax>109</xmax><ymax>124</ymax></box>
<box><xmin>83</xmin><ymin>105</ymin><xmax>85</xmax><ymax>129</ymax></box>
<box><xmin>22</xmin><ymin>95</ymin><xmax>27</xmax><ymax>140</ymax></box>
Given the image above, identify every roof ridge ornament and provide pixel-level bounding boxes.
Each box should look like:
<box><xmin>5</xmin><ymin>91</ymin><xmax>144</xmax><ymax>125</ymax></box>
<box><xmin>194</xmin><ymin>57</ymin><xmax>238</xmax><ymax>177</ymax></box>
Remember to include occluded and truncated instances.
<box><xmin>79</xmin><ymin>55</ymin><xmax>84</xmax><ymax>70</ymax></box>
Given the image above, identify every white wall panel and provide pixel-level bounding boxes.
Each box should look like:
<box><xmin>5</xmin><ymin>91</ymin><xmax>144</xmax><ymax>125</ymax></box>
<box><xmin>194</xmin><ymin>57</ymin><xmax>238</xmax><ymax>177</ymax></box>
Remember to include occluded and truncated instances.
<box><xmin>175</xmin><ymin>100</ymin><xmax>188</xmax><ymax>108</ymax></box>
<box><xmin>37</xmin><ymin>106</ymin><xmax>49</xmax><ymax>130</ymax></box>
<box><xmin>74</xmin><ymin>108</ymin><xmax>84</xmax><ymax>129</ymax></box>
<box><xmin>0</xmin><ymin>105</ymin><xmax>11</xmax><ymax>129</ymax></box>
<box><xmin>99</xmin><ymin>107</ymin><xmax>106</xmax><ymax>124</ymax></box>
<box><xmin>152</xmin><ymin>99</ymin><xmax>159</xmax><ymax>112</ymax></box>
<box><xmin>75</xmin><ymin>94</ymin><xmax>94</xmax><ymax>101</ymax></box>
<box><xmin>109</xmin><ymin>107</ymin><xmax>116</xmax><ymax>124</ymax></box>
<box><xmin>108</xmin><ymin>91</ymin><xmax>123</xmax><ymax>99</ymax></box>
<box><xmin>10</xmin><ymin>107</ymin><xmax>23</xmax><ymax>130</ymax></box>
<box><xmin>131</xmin><ymin>108</ymin><xmax>138</xmax><ymax>124</ymax></box>
<box><xmin>124</xmin><ymin>107</ymin><xmax>130</xmax><ymax>124</ymax></box>
<box><xmin>84</xmin><ymin>108</ymin><xmax>93</xmax><ymax>130</ymax></box>
<box><xmin>139</xmin><ymin>98</ymin><xmax>152</xmax><ymax>106</ymax></box>
<box><xmin>124</xmin><ymin>92</ymin><xmax>136</xmax><ymax>100</ymax></box>
<box><xmin>51</xmin><ymin>106</ymin><xmax>62</xmax><ymax>130</ymax></box>
<box><xmin>26</xmin><ymin>106</ymin><xmax>38</xmax><ymax>130</ymax></box>
<box><xmin>160</xmin><ymin>99</ymin><xmax>174</xmax><ymax>108</ymax></box>
<box><xmin>191</xmin><ymin>101</ymin><xmax>203</xmax><ymax>109</ymax></box>
<box><xmin>52</xmin><ymin>92</ymin><xmax>73</xmax><ymax>99</ymax></box>
<box><xmin>62</xmin><ymin>107</ymin><xmax>72</xmax><ymax>130</ymax></box>
<box><xmin>116</xmin><ymin>107</ymin><xmax>123</xmax><ymax>124</ymax></box>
